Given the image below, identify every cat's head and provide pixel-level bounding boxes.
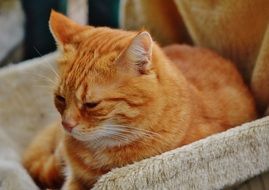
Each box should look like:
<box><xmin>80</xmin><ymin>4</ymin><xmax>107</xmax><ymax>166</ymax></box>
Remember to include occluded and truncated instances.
<box><xmin>49</xmin><ymin>11</ymin><xmax>163</xmax><ymax>148</ymax></box>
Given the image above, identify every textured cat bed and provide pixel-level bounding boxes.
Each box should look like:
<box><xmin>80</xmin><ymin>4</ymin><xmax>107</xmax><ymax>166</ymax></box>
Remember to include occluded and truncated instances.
<box><xmin>0</xmin><ymin>53</ymin><xmax>269</xmax><ymax>190</ymax></box>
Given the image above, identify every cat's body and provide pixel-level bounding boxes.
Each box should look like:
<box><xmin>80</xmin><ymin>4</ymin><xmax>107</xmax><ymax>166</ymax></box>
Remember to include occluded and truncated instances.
<box><xmin>23</xmin><ymin>11</ymin><xmax>256</xmax><ymax>189</ymax></box>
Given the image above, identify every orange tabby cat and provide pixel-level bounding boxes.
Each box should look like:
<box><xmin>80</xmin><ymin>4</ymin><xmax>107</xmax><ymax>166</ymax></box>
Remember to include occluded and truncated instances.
<box><xmin>23</xmin><ymin>11</ymin><xmax>256</xmax><ymax>189</ymax></box>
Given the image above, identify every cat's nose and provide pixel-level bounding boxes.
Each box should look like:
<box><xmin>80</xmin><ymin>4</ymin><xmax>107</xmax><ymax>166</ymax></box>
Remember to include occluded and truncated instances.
<box><xmin>61</xmin><ymin>120</ymin><xmax>77</xmax><ymax>132</ymax></box>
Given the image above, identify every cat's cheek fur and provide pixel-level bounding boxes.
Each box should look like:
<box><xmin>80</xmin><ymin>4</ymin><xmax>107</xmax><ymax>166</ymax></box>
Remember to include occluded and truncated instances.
<box><xmin>71</xmin><ymin>125</ymin><xmax>94</xmax><ymax>142</ymax></box>
<box><xmin>70</xmin><ymin>124</ymin><xmax>136</xmax><ymax>149</ymax></box>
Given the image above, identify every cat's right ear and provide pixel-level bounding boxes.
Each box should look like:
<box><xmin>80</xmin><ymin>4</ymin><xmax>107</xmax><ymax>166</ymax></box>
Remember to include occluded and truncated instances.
<box><xmin>49</xmin><ymin>10</ymin><xmax>84</xmax><ymax>48</ymax></box>
<box><xmin>117</xmin><ymin>31</ymin><xmax>153</xmax><ymax>75</ymax></box>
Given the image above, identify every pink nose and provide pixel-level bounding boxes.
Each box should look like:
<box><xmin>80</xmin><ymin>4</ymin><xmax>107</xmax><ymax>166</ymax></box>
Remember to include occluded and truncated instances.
<box><xmin>61</xmin><ymin>121</ymin><xmax>77</xmax><ymax>132</ymax></box>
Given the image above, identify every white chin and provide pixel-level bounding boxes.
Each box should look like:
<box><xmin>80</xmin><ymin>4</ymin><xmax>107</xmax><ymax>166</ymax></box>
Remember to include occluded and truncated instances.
<box><xmin>71</xmin><ymin>129</ymin><xmax>134</xmax><ymax>149</ymax></box>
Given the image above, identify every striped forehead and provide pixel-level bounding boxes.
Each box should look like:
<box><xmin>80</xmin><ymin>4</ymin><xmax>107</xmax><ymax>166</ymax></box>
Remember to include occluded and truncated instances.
<box><xmin>58</xmin><ymin>29</ymin><xmax>134</xmax><ymax>94</ymax></box>
<box><xmin>62</xmin><ymin>52</ymin><xmax>119</xmax><ymax>90</ymax></box>
<box><xmin>75</xmin><ymin>83</ymin><xmax>89</xmax><ymax>101</ymax></box>
<box><xmin>81</xmin><ymin>28</ymin><xmax>133</xmax><ymax>53</ymax></box>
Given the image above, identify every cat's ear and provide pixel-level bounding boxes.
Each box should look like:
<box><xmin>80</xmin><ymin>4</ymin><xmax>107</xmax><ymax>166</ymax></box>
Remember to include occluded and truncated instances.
<box><xmin>49</xmin><ymin>10</ymin><xmax>84</xmax><ymax>47</ymax></box>
<box><xmin>119</xmin><ymin>31</ymin><xmax>153</xmax><ymax>74</ymax></box>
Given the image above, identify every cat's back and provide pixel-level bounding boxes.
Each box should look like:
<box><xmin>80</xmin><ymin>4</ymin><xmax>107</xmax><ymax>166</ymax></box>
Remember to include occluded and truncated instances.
<box><xmin>163</xmin><ymin>44</ymin><xmax>256</xmax><ymax>127</ymax></box>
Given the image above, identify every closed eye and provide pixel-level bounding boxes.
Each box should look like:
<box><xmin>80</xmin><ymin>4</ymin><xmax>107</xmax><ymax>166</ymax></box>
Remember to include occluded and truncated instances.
<box><xmin>55</xmin><ymin>95</ymin><xmax>65</xmax><ymax>104</ymax></box>
<box><xmin>83</xmin><ymin>101</ymin><xmax>100</xmax><ymax>109</ymax></box>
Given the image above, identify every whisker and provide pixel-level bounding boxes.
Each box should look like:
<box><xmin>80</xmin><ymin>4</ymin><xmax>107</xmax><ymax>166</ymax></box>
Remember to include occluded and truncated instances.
<box><xmin>43</xmin><ymin>62</ymin><xmax>60</xmax><ymax>80</ymax></box>
<box><xmin>100</xmin><ymin>124</ymin><xmax>172</xmax><ymax>147</ymax></box>
<box><xmin>31</xmin><ymin>84</ymin><xmax>55</xmax><ymax>90</ymax></box>
<box><xmin>102</xmin><ymin>124</ymin><xmax>162</xmax><ymax>138</ymax></box>
<box><xmin>94</xmin><ymin>128</ymin><xmax>135</xmax><ymax>145</ymax></box>
<box><xmin>98</xmin><ymin>128</ymin><xmax>128</xmax><ymax>141</ymax></box>
<box><xmin>75</xmin><ymin>124</ymin><xmax>171</xmax><ymax>149</ymax></box>
<box><xmin>100</xmin><ymin>126</ymin><xmax>158</xmax><ymax>143</ymax></box>
<box><xmin>33</xmin><ymin>46</ymin><xmax>60</xmax><ymax>78</ymax></box>
<box><xmin>31</xmin><ymin>73</ymin><xmax>58</xmax><ymax>86</ymax></box>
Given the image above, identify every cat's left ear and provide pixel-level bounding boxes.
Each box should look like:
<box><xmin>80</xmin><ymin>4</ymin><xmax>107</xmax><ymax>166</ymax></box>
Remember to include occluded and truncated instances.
<box><xmin>119</xmin><ymin>31</ymin><xmax>153</xmax><ymax>74</ymax></box>
<box><xmin>49</xmin><ymin>10</ymin><xmax>85</xmax><ymax>47</ymax></box>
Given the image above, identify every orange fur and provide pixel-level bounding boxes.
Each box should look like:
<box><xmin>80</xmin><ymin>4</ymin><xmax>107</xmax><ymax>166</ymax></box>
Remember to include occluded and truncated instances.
<box><xmin>23</xmin><ymin>123</ymin><xmax>64</xmax><ymax>188</ymax></box>
<box><xmin>23</xmin><ymin>11</ymin><xmax>256</xmax><ymax>189</ymax></box>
